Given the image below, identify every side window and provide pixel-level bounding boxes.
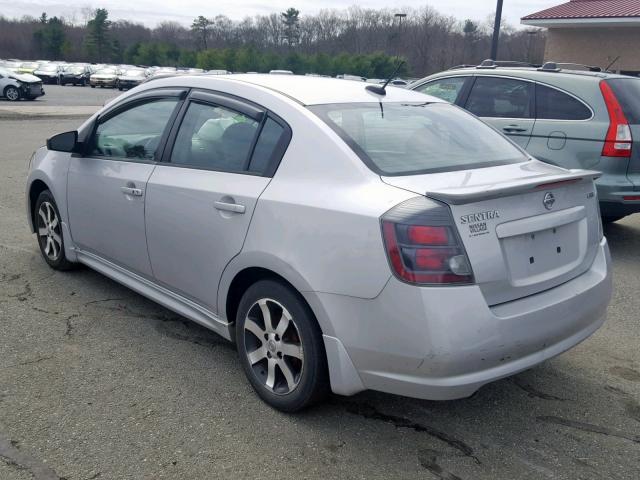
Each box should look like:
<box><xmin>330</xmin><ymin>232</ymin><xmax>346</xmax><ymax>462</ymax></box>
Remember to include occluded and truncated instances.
<box><xmin>415</xmin><ymin>77</ymin><xmax>468</xmax><ymax>103</ymax></box>
<box><xmin>170</xmin><ymin>101</ymin><xmax>259</xmax><ymax>172</ymax></box>
<box><xmin>249</xmin><ymin>117</ymin><xmax>286</xmax><ymax>174</ymax></box>
<box><xmin>89</xmin><ymin>98</ymin><xmax>179</xmax><ymax>160</ymax></box>
<box><xmin>465</xmin><ymin>77</ymin><xmax>532</xmax><ymax>118</ymax></box>
<box><xmin>536</xmin><ymin>84</ymin><xmax>591</xmax><ymax>120</ymax></box>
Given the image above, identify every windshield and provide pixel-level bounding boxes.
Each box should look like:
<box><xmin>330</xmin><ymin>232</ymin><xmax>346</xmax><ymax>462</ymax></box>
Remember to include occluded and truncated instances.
<box><xmin>309</xmin><ymin>102</ymin><xmax>527</xmax><ymax>175</ymax></box>
<box><xmin>21</xmin><ymin>62</ymin><xmax>39</xmax><ymax>69</ymax></box>
<box><xmin>66</xmin><ymin>66</ymin><xmax>84</xmax><ymax>74</ymax></box>
<box><xmin>125</xmin><ymin>70</ymin><xmax>145</xmax><ymax>76</ymax></box>
<box><xmin>40</xmin><ymin>64</ymin><xmax>59</xmax><ymax>71</ymax></box>
<box><xmin>96</xmin><ymin>69</ymin><xmax>116</xmax><ymax>75</ymax></box>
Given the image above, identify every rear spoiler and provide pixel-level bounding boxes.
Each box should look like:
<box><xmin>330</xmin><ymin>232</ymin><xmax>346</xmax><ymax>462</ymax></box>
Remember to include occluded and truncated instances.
<box><xmin>425</xmin><ymin>169</ymin><xmax>601</xmax><ymax>205</ymax></box>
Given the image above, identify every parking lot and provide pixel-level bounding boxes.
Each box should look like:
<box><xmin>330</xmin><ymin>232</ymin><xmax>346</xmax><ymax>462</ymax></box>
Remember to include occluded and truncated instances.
<box><xmin>1</xmin><ymin>89</ymin><xmax>639</xmax><ymax>480</ymax></box>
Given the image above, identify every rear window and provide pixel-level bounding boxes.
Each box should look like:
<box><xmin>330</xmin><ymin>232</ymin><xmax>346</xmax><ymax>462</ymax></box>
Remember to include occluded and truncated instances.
<box><xmin>536</xmin><ymin>84</ymin><xmax>591</xmax><ymax>120</ymax></box>
<box><xmin>606</xmin><ymin>78</ymin><xmax>640</xmax><ymax>124</ymax></box>
<box><xmin>309</xmin><ymin>102</ymin><xmax>527</xmax><ymax>175</ymax></box>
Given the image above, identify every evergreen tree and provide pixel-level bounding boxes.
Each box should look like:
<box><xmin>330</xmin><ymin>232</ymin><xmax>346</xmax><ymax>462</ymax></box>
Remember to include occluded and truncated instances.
<box><xmin>85</xmin><ymin>8</ymin><xmax>112</xmax><ymax>62</ymax></box>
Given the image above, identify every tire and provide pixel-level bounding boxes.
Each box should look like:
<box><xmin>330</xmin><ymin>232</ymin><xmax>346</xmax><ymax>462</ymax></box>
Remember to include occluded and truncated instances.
<box><xmin>4</xmin><ymin>85</ymin><xmax>20</xmax><ymax>101</ymax></box>
<box><xmin>236</xmin><ymin>279</ymin><xmax>329</xmax><ymax>412</ymax></box>
<box><xmin>602</xmin><ymin>215</ymin><xmax>626</xmax><ymax>224</ymax></box>
<box><xmin>91</xmin><ymin>85</ymin><xmax>95</xmax><ymax>88</ymax></box>
<box><xmin>34</xmin><ymin>190</ymin><xmax>75</xmax><ymax>271</ymax></box>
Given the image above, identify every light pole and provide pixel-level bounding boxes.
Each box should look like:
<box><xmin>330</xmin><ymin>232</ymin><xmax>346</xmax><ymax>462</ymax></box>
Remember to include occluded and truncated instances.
<box><xmin>490</xmin><ymin>0</ymin><xmax>504</xmax><ymax>60</ymax></box>
<box><xmin>394</xmin><ymin>13</ymin><xmax>407</xmax><ymax>57</ymax></box>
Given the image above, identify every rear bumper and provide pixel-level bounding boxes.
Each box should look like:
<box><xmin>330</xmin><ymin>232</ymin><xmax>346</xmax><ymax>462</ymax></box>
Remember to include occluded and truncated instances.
<box><xmin>596</xmin><ymin>171</ymin><xmax>640</xmax><ymax>216</ymax></box>
<box><xmin>314</xmin><ymin>237</ymin><xmax>612</xmax><ymax>400</ymax></box>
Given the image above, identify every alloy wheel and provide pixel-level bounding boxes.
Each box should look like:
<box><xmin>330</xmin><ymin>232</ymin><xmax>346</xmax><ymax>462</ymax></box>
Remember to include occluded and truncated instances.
<box><xmin>243</xmin><ymin>298</ymin><xmax>304</xmax><ymax>395</ymax></box>
<box><xmin>5</xmin><ymin>87</ymin><xmax>19</xmax><ymax>101</ymax></box>
<box><xmin>37</xmin><ymin>201</ymin><xmax>62</xmax><ymax>261</ymax></box>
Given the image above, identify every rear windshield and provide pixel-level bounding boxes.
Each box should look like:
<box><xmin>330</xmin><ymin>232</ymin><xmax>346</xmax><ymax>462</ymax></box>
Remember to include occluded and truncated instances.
<box><xmin>607</xmin><ymin>78</ymin><xmax>640</xmax><ymax>124</ymax></box>
<box><xmin>309</xmin><ymin>102</ymin><xmax>527</xmax><ymax>175</ymax></box>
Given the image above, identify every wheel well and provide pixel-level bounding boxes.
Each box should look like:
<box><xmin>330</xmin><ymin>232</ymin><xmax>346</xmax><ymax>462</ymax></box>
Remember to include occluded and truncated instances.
<box><xmin>225</xmin><ymin>267</ymin><xmax>321</xmax><ymax>340</ymax></box>
<box><xmin>29</xmin><ymin>180</ymin><xmax>49</xmax><ymax>228</ymax></box>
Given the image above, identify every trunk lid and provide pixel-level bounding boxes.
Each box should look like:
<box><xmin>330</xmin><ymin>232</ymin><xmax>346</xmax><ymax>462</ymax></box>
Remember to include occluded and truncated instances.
<box><xmin>382</xmin><ymin>161</ymin><xmax>602</xmax><ymax>305</ymax></box>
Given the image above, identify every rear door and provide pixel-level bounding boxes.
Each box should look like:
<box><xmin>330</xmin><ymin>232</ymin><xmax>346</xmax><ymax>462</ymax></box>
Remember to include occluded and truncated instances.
<box><xmin>528</xmin><ymin>82</ymin><xmax>603</xmax><ymax>169</ymax></box>
<box><xmin>463</xmin><ymin>76</ymin><xmax>535</xmax><ymax>149</ymax></box>
<box><xmin>145</xmin><ymin>91</ymin><xmax>291</xmax><ymax>313</ymax></box>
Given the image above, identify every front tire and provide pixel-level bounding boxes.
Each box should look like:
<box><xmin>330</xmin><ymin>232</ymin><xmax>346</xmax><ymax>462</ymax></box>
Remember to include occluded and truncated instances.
<box><xmin>4</xmin><ymin>86</ymin><xmax>20</xmax><ymax>101</ymax></box>
<box><xmin>236</xmin><ymin>280</ymin><xmax>329</xmax><ymax>412</ymax></box>
<box><xmin>34</xmin><ymin>190</ymin><xmax>75</xmax><ymax>270</ymax></box>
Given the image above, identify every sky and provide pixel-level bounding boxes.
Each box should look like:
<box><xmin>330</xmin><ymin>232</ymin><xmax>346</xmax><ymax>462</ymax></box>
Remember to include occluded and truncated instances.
<box><xmin>0</xmin><ymin>1</ymin><xmax>560</xmax><ymax>27</ymax></box>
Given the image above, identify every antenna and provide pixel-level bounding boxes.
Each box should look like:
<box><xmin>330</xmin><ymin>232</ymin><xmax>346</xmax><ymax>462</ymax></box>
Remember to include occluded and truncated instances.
<box><xmin>605</xmin><ymin>56</ymin><xmax>620</xmax><ymax>72</ymax></box>
<box><xmin>365</xmin><ymin>60</ymin><xmax>405</xmax><ymax>96</ymax></box>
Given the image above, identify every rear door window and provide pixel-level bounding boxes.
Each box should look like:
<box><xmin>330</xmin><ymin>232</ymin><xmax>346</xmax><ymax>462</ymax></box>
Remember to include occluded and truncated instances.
<box><xmin>170</xmin><ymin>101</ymin><xmax>259</xmax><ymax>172</ymax></box>
<box><xmin>414</xmin><ymin>77</ymin><xmax>469</xmax><ymax>103</ymax></box>
<box><xmin>465</xmin><ymin>77</ymin><xmax>533</xmax><ymax>119</ymax></box>
<box><xmin>536</xmin><ymin>84</ymin><xmax>591</xmax><ymax>120</ymax></box>
<box><xmin>605</xmin><ymin>78</ymin><xmax>640</xmax><ymax>124</ymax></box>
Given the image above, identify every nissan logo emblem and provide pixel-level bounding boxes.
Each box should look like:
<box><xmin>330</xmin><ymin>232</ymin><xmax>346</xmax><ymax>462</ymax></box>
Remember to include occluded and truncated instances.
<box><xmin>543</xmin><ymin>192</ymin><xmax>555</xmax><ymax>210</ymax></box>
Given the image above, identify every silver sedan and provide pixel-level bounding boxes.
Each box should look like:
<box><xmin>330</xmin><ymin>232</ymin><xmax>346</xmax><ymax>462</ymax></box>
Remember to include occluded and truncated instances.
<box><xmin>26</xmin><ymin>74</ymin><xmax>612</xmax><ymax>411</ymax></box>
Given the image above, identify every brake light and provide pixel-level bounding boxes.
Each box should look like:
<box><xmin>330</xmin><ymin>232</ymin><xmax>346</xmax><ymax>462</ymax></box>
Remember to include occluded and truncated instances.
<box><xmin>600</xmin><ymin>81</ymin><xmax>632</xmax><ymax>157</ymax></box>
<box><xmin>381</xmin><ymin>197</ymin><xmax>473</xmax><ymax>285</ymax></box>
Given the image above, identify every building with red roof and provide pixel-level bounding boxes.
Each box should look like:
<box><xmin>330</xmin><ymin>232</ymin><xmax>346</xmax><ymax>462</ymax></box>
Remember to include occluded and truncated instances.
<box><xmin>522</xmin><ymin>0</ymin><xmax>640</xmax><ymax>74</ymax></box>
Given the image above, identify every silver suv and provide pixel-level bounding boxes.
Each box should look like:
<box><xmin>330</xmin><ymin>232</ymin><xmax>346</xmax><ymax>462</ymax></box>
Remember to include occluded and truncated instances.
<box><xmin>410</xmin><ymin>61</ymin><xmax>640</xmax><ymax>223</ymax></box>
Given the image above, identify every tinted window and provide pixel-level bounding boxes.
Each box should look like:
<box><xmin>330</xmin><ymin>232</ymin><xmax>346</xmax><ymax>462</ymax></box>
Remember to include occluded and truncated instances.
<box><xmin>89</xmin><ymin>99</ymin><xmax>178</xmax><ymax>160</ymax></box>
<box><xmin>249</xmin><ymin>117</ymin><xmax>285</xmax><ymax>174</ymax></box>
<box><xmin>606</xmin><ymin>78</ymin><xmax>640</xmax><ymax>124</ymax></box>
<box><xmin>536</xmin><ymin>84</ymin><xmax>591</xmax><ymax>120</ymax></box>
<box><xmin>310</xmin><ymin>102</ymin><xmax>527</xmax><ymax>175</ymax></box>
<box><xmin>415</xmin><ymin>77</ymin><xmax>467</xmax><ymax>103</ymax></box>
<box><xmin>466</xmin><ymin>77</ymin><xmax>532</xmax><ymax>118</ymax></box>
<box><xmin>170</xmin><ymin>101</ymin><xmax>259</xmax><ymax>172</ymax></box>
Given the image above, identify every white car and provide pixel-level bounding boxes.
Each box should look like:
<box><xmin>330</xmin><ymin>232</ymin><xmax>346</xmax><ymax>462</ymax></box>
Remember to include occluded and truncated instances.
<box><xmin>0</xmin><ymin>67</ymin><xmax>44</xmax><ymax>101</ymax></box>
<box><xmin>26</xmin><ymin>75</ymin><xmax>612</xmax><ymax>411</ymax></box>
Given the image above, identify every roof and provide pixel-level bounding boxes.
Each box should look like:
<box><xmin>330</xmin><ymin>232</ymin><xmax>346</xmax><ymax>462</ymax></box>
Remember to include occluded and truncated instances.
<box><xmin>226</xmin><ymin>74</ymin><xmax>434</xmax><ymax>105</ymax></box>
<box><xmin>522</xmin><ymin>0</ymin><xmax>640</xmax><ymax>27</ymax></box>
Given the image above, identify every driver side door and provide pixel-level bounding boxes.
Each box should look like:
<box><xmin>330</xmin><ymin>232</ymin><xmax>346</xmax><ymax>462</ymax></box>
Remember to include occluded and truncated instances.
<box><xmin>67</xmin><ymin>90</ymin><xmax>184</xmax><ymax>277</ymax></box>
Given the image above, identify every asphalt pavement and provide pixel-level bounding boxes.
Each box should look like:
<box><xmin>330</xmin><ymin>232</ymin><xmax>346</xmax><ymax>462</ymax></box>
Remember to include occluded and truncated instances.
<box><xmin>0</xmin><ymin>100</ymin><xmax>639</xmax><ymax>479</ymax></box>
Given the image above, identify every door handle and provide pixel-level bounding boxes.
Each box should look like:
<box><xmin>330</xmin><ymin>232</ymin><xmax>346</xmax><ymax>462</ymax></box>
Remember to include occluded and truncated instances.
<box><xmin>214</xmin><ymin>201</ymin><xmax>246</xmax><ymax>214</ymax></box>
<box><xmin>121</xmin><ymin>186</ymin><xmax>143</xmax><ymax>197</ymax></box>
<box><xmin>503</xmin><ymin>126</ymin><xmax>527</xmax><ymax>133</ymax></box>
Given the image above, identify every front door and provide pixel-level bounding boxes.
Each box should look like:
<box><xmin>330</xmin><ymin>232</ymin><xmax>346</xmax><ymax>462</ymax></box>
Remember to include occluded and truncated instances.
<box><xmin>463</xmin><ymin>76</ymin><xmax>536</xmax><ymax>149</ymax></box>
<box><xmin>67</xmin><ymin>95</ymin><xmax>182</xmax><ymax>277</ymax></box>
<box><xmin>145</xmin><ymin>93</ymin><xmax>289</xmax><ymax>312</ymax></box>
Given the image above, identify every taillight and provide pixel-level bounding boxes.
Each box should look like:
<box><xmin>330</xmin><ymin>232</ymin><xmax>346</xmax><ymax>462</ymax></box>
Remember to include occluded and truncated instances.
<box><xmin>600</xmin><ymin>80</ymin><xmax>632</xmax><ymax>157</ymax></box>
<box><xmin>381</xmin><ymin>197</ymin><xmax>474</xmax><ymax>285</ymax></box>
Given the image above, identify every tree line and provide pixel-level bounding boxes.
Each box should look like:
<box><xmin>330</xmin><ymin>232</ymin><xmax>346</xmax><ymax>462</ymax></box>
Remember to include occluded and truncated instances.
<box><xmin>0</xmin><ymin>6</ymin><xmax>546</xmax><ymax>77</ymax></box>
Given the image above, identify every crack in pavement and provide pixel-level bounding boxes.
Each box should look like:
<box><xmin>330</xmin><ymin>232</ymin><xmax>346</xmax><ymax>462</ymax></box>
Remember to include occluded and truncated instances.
<box><xmin>537</xmin><ymin>416</ymin><xmax>640</xmax><ymax>444</ymax></box>
<box><xmin>418</xmin><ymin>449</ymin><xmax>465</xmax><ymax>480</ymax></box>
<box><xmin>344</xmin><ymin>402</ymin><xmax>480</xmax><ymax>464</ymax></box>
<box><xmin>0</xmin><ymin>432</ymin><xmax>63</xmax><ymax>480</ymax></box>
<box><xmin>5</xmin><ymin>355</ymin><xmax>54</xmax><ymax>369</ymax></box>
<box><xmin>511</xmin><ymin>377</ymin><xmax>566</xmax><ymax>401</ymax></box>
<box><xmin>64</xmin><ymin>314</ymin><xmax>79</xmax><ymax>337</ymax></box>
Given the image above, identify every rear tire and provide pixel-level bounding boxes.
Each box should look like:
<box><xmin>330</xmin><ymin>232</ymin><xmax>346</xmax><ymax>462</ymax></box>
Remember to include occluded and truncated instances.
<box><xmin>236</xmin><ymin>279</ymin><xmax>329</xmax><ymax>412</ymax></box>
<box><xmin>602</xmin><ymin>215</ymin><xmax>625</xmax><ymax>224</ymax></box>
<box><xmin>34</xmin><ymin>190</ymin><xmax>75</xmax><ymax>271</ymax></box>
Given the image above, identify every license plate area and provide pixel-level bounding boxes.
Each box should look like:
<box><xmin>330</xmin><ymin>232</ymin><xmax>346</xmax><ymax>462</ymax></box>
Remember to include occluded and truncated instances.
<box><xmin>501</xmin><ymin>219</ymin><xmax>586</xmax><ymax>287</ymax></box>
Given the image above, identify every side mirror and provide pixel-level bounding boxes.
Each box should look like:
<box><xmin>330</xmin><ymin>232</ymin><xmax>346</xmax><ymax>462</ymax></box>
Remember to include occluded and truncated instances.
<box><xmin>47</xmin><ymin>130</ymin><xmax>79</xmax><ymax>153</ymax></box>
